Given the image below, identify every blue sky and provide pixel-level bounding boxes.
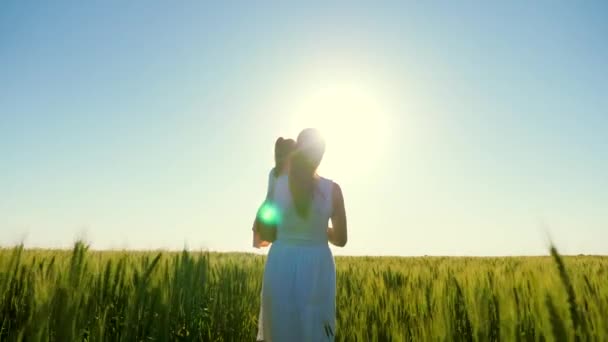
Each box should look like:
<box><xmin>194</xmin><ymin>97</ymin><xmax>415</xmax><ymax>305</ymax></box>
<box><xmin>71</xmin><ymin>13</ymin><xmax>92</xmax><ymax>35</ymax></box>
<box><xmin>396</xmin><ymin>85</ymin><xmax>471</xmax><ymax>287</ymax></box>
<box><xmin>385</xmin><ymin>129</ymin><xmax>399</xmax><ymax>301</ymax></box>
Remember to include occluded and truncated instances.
<box><xmin>1</xmin><ymin>1</ymin><xmax>606</xmax><ymax>255</ymax></box>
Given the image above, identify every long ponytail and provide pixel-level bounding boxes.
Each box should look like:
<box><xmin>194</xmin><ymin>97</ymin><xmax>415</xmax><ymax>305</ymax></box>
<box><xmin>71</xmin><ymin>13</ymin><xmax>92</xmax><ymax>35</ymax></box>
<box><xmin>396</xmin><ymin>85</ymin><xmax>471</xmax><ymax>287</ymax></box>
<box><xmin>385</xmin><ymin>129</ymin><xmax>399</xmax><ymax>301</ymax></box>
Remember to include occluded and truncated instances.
<box><xmin>289</xmin><ymin>129</ymin><xmax>325</xmax><ymax>218</ymax></box>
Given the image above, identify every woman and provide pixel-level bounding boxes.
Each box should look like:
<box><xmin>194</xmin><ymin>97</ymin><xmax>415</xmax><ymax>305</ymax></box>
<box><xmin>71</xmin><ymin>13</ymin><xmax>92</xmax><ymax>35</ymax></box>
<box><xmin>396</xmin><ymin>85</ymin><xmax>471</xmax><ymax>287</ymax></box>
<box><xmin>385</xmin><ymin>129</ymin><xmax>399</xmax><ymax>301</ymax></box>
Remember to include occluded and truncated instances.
<box><xmin>258</xmin><ymin>128</ymin><xmax>348</xmax><ymax>341</ymax></box>
<box><xmin>252</xmin><ymin>137</ymin><xmax>296</xmax><ymax>248</ymax></box>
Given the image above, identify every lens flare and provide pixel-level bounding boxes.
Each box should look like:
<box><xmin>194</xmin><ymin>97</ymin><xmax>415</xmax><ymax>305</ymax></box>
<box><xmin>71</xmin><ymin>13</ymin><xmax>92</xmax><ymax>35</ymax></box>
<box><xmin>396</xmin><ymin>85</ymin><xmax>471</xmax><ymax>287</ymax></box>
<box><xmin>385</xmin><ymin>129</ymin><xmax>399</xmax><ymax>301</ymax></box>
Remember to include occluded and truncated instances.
<box><xmin>258</xmin><ymin>202</ymin><xmax>280</xmax><ymax>225</ymax></box>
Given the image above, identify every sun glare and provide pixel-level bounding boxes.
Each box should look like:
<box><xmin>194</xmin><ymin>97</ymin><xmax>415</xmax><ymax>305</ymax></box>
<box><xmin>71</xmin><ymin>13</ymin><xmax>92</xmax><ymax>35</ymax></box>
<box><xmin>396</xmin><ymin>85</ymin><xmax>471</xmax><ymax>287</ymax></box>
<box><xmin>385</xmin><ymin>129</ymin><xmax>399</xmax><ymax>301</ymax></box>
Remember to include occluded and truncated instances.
<box><xmin>284</xmin><ymin>80</ymin><xmax>392</xmax><ymax>182</ymax></box>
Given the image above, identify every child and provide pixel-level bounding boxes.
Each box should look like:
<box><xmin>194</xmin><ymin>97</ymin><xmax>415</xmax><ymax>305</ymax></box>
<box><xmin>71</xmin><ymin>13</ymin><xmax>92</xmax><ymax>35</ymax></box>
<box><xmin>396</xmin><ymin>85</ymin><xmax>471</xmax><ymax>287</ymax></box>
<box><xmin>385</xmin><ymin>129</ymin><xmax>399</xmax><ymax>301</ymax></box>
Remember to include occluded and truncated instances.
<box><xmin>252</xmin><ymin>137</ymin><xmax>296</xmax><ymax>248</ymax></box>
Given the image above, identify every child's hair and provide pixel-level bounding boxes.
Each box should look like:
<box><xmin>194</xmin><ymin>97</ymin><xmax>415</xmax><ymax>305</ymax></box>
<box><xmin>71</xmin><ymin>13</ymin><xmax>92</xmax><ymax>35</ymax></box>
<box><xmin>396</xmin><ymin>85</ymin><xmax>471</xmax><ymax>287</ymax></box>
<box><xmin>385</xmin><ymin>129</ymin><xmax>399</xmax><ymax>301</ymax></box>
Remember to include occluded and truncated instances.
<box><xmin>274</xmin><ymin>137</ymin><xmax>296</xmax><ymax>178</ymax></box>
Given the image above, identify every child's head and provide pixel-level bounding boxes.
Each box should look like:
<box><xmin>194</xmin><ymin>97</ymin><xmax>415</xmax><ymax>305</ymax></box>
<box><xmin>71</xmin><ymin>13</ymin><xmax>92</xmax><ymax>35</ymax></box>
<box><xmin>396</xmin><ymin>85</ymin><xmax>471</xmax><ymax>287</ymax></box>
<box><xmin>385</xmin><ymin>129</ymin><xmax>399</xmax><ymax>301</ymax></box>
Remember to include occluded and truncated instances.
<box><xmin>274</xmin><ymin>137</ymin><xmax>296</xmax><ymax>176</ymax></box>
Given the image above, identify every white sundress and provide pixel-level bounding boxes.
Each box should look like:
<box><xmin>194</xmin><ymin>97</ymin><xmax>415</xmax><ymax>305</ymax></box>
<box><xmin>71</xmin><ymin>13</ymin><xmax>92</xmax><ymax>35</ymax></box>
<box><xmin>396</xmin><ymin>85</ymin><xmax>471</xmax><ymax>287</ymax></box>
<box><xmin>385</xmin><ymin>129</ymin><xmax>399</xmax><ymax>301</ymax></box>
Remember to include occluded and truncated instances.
<box><xmin>257</xmin><ymin>174</ymin><xmax>337</xmax><ymax>342</ymax></box>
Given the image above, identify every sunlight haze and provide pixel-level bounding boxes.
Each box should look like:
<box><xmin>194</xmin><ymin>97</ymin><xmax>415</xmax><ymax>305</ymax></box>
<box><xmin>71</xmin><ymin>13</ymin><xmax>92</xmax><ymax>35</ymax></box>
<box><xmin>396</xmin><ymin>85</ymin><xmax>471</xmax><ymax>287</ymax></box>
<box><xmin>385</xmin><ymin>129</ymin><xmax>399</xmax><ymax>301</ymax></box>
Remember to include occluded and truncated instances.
<box><xmin>1</xmin><ymin>1</ymin><xmax>606</xmax><ymax>256</ymax></box>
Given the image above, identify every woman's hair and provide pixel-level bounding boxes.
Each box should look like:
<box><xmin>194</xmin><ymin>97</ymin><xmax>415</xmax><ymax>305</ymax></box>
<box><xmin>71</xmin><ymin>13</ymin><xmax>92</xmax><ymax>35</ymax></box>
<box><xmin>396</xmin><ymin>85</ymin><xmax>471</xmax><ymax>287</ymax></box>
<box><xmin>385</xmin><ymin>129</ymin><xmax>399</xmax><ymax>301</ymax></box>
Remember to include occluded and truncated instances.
<box><xmin>274</xmin><ymin>137</ymin><xmax>296</xmax><ymax>178</ymax></box>
<box><xmin>289</xmin><ymin>128</ymin><xmax>326</xmax><ymax>218</ymax></box>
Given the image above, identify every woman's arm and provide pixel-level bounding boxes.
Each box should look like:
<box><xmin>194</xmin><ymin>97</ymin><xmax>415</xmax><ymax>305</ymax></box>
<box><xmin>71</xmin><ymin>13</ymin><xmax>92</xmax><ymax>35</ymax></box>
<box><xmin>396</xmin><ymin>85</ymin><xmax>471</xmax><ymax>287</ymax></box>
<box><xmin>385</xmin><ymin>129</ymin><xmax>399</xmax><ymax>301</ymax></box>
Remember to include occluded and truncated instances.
<box><xmin>328</xmin><ymin>182</ymin><xmax>347</xmax><ymax>247</ymax></box>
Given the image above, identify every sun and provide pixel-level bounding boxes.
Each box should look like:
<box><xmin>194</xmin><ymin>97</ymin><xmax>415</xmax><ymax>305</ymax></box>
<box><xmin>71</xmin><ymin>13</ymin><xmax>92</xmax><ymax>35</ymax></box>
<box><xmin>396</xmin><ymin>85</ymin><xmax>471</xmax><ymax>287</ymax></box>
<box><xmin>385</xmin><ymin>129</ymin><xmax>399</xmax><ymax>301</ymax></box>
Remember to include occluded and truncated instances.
<box><xmin>284</xmin><ymin>80</ymin><xmax>392</xmax><ymax>182</ymax></box>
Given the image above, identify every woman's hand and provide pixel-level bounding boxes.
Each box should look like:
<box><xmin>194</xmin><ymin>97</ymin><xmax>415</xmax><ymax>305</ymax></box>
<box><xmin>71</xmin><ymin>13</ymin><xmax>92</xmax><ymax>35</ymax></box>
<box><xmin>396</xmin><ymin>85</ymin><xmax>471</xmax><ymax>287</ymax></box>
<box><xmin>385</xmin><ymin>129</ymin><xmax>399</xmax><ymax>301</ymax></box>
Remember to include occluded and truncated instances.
<box><xmin>326</xmin><ymin>227</ymin><xmax>336</xmax><ymax>243</ymax></box>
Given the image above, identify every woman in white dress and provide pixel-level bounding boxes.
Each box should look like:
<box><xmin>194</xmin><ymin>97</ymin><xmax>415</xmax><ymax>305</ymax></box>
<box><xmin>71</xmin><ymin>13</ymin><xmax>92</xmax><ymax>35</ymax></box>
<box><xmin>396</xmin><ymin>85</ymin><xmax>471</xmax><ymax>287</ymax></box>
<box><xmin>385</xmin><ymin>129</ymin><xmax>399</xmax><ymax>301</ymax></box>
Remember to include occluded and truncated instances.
<box><xmin>257</xmin><ymin>128</ymin><xmax>348</xmax><ymax>341</ymax></box>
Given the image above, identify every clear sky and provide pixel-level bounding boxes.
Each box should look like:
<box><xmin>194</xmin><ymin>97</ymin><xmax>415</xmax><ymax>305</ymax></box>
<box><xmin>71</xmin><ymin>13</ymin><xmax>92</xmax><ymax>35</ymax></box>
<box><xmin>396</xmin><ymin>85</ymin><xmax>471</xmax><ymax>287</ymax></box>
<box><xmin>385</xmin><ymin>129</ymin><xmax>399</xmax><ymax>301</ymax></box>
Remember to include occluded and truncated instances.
<box><xmin>1</xmin><ymin>1</ymin><xmax>607</xmax><ymax>256</ymax></box>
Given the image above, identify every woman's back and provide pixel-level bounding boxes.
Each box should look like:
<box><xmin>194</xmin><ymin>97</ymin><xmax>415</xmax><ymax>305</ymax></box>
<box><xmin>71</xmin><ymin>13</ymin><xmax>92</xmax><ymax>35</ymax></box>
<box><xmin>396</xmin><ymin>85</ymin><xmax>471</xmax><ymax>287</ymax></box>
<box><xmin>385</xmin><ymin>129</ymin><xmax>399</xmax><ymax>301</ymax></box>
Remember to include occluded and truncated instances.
<box><xmin>271</xmin><ymin>174</ymin><xmax>333</xmax><ymax>245</ymax></box>
<box><xmin>259</xmin><ymin>128</ymin><xmax>345</xmax><ymax>341</ymax></box>
<box><xmin>262</xmin><ymin>174</ymin><xmax>337</xmax><ymax>341</ymax></box>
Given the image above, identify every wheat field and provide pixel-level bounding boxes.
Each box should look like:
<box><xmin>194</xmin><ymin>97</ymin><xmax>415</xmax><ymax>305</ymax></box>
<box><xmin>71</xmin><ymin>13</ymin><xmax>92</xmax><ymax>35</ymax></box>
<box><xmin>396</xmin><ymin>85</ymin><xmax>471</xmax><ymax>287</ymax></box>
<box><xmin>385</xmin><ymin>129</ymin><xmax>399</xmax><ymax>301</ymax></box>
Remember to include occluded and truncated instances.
<box><xmin>0</xmin><ymin>242</ymin><xmax>606</xmax><ymax>341</ymax></box>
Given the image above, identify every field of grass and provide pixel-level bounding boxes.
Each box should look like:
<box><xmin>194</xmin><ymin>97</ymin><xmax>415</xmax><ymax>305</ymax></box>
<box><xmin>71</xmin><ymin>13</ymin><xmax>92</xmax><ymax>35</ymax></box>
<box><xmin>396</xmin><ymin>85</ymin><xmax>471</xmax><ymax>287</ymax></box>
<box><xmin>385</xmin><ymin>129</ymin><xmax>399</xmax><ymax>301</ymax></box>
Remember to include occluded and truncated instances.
<box><xmin>0</xmin><ymin>242</ymin><xmax>606</xmax><ymax>341</ymax></box>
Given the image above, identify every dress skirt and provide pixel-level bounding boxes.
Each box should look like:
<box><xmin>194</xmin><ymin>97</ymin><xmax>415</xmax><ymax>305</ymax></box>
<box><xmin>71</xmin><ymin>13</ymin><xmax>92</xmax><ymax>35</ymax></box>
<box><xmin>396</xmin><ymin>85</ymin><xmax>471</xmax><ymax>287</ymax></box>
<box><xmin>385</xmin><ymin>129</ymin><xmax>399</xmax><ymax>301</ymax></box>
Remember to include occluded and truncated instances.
<box><xmin>257</xmin><ymin>241</ymin><xmax>336</xmax><ymax>342</ymax></box>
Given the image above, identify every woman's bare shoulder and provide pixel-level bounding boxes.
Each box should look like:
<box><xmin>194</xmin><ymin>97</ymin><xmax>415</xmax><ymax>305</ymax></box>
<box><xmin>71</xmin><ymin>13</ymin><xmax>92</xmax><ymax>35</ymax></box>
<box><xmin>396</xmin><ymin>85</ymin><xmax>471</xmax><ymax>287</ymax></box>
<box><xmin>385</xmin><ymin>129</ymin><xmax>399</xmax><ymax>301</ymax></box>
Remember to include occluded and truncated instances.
<box><xmin>332</xmin><ymin>181</ymin><xmax>343</xmax><ymax>198</ymax></box>
<box><xmin>321</xmin><ymin>178</ymin><xmax>342</xmax><ymax>202</ymax></box>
